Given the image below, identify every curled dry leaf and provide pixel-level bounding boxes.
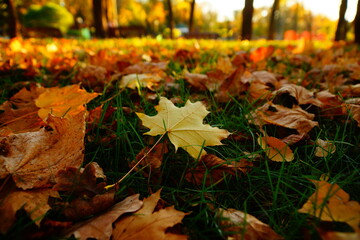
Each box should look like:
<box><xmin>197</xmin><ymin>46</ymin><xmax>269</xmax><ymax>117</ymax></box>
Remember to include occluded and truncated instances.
<box><xmin>248</xmin><ymin>103</ymin><xmax>318</xmax><ymax>141</ymax></box>
<box><xmin>0</xmin><ymin>188</ymin><xmax>59</xmax><ymax>234</ymax></box>
<box><xmin>136</xmin><ymin>97</ymin><xmax>230</xmax><ymax>159</ymax></box>
<box><xmin>131</xmin><ymin>142</ymin><xmax>168</xmax><ymax>179</ymax></box>
<box><xmin>53</xmin><ymin>162</ymin><xmax>106</xmax><ymax>196</ymax></box>
<box><xmin>342</xmin><ymin>98</ymin><xmax>360</xmax><ymax>127</ymax></box>
<box><xmin>0</xmin><ymin>85</ymin><xmax>45</xmax><ymax>136</ymax></box>
<box><xmin>273</xmin><ymin>84</ymin><xmax>323</xmax><ymax>108</ymax></box>
<box><xmin>298</xmin><ymin>179</ymin><xmax>360</xmax><ymax>231</ymax></box>
<box><xmin>185</xmin><ymin>154</ymin><xmax>251</xmax><ymax>186</ymax></box>
<box><xmin>112</xmin><ymin>189</ymin><xmax>188</xmax><ymax>240</ymax></box>
<box><xmin>257</xmin><ymin>136</ymin><xmax>294</xmax><ymax>162</ymax></box>
<box><xmin>35</xmin><ymin>84</ymin><xmax>99</xmax><ymax>120</ymax></box>
<box><xmin>316</xmin><ymin>90</ymin><xmax>344</xmax><ymax>118</ymax></box>
<box><xmin>216</xmin><ymin>208</ymin><xmax>283</xmax><ymax>240</ymax></box>
<box><xmin>66</xmin><ymin>194</ymin><xmax>143</xmax><ymax>240</ymax></box>
<box><xmin>314</xmin><ymin>139</ymin><xmax>336</xmax><ymax>157</ymax></box>
<box><xmin>0</xmin><ymin>111</ymin><xmax>86</xmax><ymax>189</ymax></box>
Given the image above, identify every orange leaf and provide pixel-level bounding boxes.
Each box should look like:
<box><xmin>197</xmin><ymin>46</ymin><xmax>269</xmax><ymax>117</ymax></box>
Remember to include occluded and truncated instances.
<box><xmin>35</xmin><ymin>84</ymin><xmax>99</xmax><ymax>120</ymax></box>
<box><xmin>257</xmin><ymin>136</ymin><xmax>294</xmax><ymax>162</ymax></box>
<box><xmin>298</xmin><ymin>180</ymin><xmax>360</xmax><ymax>231</ymax></box>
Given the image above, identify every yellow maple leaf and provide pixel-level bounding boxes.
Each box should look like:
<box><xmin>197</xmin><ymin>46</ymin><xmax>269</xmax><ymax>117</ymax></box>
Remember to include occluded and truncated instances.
<box><xmin>35</xmin><ymin>84</ymin><xmax>99</xmax><ymax>120</ymax></box>
<box><xmin>136</xmin><ymin>97</ymin><xmax>230</xmax><ymax>159</ymax></box>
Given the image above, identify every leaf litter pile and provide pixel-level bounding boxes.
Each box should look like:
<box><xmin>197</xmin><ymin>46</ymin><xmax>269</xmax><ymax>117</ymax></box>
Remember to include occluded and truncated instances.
<box><xmin>0</xmin><ymin>38</ymin><xmax>360</xmax><ymax>239</ymax></box>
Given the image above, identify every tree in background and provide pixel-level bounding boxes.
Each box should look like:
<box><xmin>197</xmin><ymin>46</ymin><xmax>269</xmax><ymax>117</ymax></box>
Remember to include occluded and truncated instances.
<box><xmin>4</xmin><ymin>0</ymin><xmax>18</xmax><ymax>38</ymax></box>
<box><xmin>335</xmin><ymin>0</ymin><xmax>348</xmax><ymax>41</ymax></box>
<box><xmin>241</xmin><ymin>0</ymin><xmax>254</xmax><ymax>40</ymax></box>
<box><xmin>188</xmin><ymin>0</ymin><xmax>195</xmax><ymax>32</ymax></box>
<box><xmin>355</xmin><ymin>0</ymin><xmax>360</xmax><ymax>44</ymax></box>
<box><xmin>92</xmin><ymin>0</ymin><xmax>106</xmax><ymax>37</ymax></box>
<box><xmin>268</xmin><ymin>0</ymin><xmax>280</xmax><ymax>40</ymax></box>
<box><xmin>166</xmin><ymin>0</ymin><xmax>174</xmax><ymax>38</ymax></box>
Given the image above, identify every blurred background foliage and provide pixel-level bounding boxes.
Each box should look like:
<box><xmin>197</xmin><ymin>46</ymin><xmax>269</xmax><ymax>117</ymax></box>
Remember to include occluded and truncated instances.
<box><xmin>0</xmin><ymin>0</ymin><xmax>358</xmax><ymax>42</ymax></box>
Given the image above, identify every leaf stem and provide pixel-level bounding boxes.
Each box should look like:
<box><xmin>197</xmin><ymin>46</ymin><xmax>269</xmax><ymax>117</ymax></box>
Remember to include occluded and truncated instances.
<box><xmin>105</xmin><ymin>133</ymin><xmax>166</xmax><ymax>190</ymax></box>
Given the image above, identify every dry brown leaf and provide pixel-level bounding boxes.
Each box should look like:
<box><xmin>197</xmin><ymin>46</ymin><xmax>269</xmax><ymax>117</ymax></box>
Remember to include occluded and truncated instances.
<box><xmin>216</xmin><ymin>208</ymin><xmax>283</xmax><ymax>240</ymax></box>
<box><xmin>257</xmin><ymin>136</ymin><xmax>294</xmax><ymax>162</ymax></box>
<box><xmin>273</xmin><ymin>84</ymin><xmax>323</xmax><ymax>108</ymax></box>
<box><xmin>131</xmin><ymin>142</ymin><xmax>168</xmax><ymax>178</ymax></box>
<box><xmin>35</xmin><ymin>84</ymin><xmax>99</xmax><ymax>120</ymax></box>
<box><xmin>185</xmin><ymin>154</ymin><xmax>249</xmax><ymax>186</ymax></box>
<box><xmin>122</xmin><ymin>61</ymin><xmax>167</xmax><ymax>75</ymax></box>
<box><xmin>298</xmin><ymin>179</ymin><xmax>360</xmax><ymax>231</ymax></box>
<box><xmin>0</xmin><ymin>188</ymin><xmax>59</xmax><ymax>234</ymax></box>
<box><xmin>136</xmin><ymin>97</ymin><xmax>230</xmax><ymax>159</ymax></box>
<box><xmin>184</xmin><ymin>72</ymin><xmax>211</xmax><ymax>91</ymax></box>
<box><xmin>317</xmin><ymin>230</ymin><xmax>360</xmax><ymax>240</ymax></box>
<box><xmin>316</xmin><ymin>91</ymin><xmax>344</xmax><ymax>118</ymax></box>
<box><xmin>216</xmin><ymin>66</ymin><xmax>246</xmax><ymax>102</ymax></box>
<box><xmin>315</xmin><ymin>139</ymin><xmax>336</xmax><ymax>157</ymax></box>
<box><xmin>53</xmin><ymin>162</ymin><xmax>106</xmax><ymax>196</ymax></box>
<box><xmin>0</xmin><ymin>111</ymin><xmax>86</xmax><ymax>189</ymax></box>
<box><xmin>248</xmin><ymin>103</ymin><xmax>318</xmax><ymax>137</ymax></box>
<box><xmin>0</xmin><ymin>85</ymin><xmax>45</xmax><ymax>136</ymax></box>
<box><xmin>66</xmin><ymin>194</ymin><xmax>143</xmax><ymax>240</ymax></box>
<box><xmin>112</xmin><ymin>189</ymin><xmax>188</xmax><ymax>240</ymax></box>
<box><xmin>342</xmin><ymin>98</ymin><xmax>360</xmax><ymax>127</ymax></box>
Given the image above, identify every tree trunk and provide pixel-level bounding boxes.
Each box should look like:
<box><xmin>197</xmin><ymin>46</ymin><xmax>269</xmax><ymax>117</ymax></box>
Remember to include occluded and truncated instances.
<box><xmin>92</xmin><ymin>0</ymin><xmax>107</xmax><ymax>38</ymax></box>
<box><xmin>4</xmin><ymin>0</ymin><xmax>18</xmax><ymax>38</ymax></box>
<box><xmin>354</xmin><ymin>0</ymin><xmax>360</xmax><ymax>44</ymax></box>
<box><xmin>166</xmin><ymin>0</ymin><xmax>174</xmax><ymax>38</ymax></box>
<box><xmin>268</xmin><ymin>0</ymin><xmax>279</xmax><ymax>40</ymax></box>
<box><xmin>189</xmin><ymin>0</ymin><xmax>195</xmax><ymax>33</ymax></box>
<box><xmin>335</xmin><ymin>0</ymin><xmax>348</xmax><ymax>41</ymax></box>
<box><xmin>241</xmin><ymin>0</ymin><xmax>254</xmax><ymax>40</ymax></box>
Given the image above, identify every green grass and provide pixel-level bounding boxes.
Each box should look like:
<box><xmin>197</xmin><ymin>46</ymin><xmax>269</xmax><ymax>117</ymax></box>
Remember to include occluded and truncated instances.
<box><xmin>0</xmin><ymin>38</ymin><xmax>359</xmax><ymax>239</ymax></box>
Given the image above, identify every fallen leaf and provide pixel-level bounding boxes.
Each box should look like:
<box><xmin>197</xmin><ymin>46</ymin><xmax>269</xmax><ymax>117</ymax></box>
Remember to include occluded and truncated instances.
<box><xmin>317</xmin><ymin>230</ymin><xmax>360</xmax><ymax>240</ymax></box>
<box><xmin>273</xmin><ymin>84</ymin><xmax>323</xmax><ymax>108</ymax></box>
<box><xmin>130</xmin><ymin>142</ymin><xmax>168</xmax><ymax>179</ymax></box>
<box><xmin>35</xmin><ymin>84</ymin><xmax>99</xmax><ymax>120</ymax></box>
<box><xmin>298</xmin><ymin>179</ymin><xmax>360</xmax><ymax>231</ymax></box>
<box><xmin>0</xmin><ymin>188</ymin><xmax>59</xmax><ymax>234</ymax></box>
<box><xmin>248</xmin><ymin>103</ymin><xmax>318</xmax><ymax>139</ymax></box>
<box><xmin>120</xmin><ymin>73</ymin><xmax>162</xmax><ymax>90</ymax></box>
<box><xmin>112</xmin><ymin>189</ymin><xmax>188</xmax><ymax>240</ymax></box>
<box><xmin>185</xmin><ymin>154</ymin><xmax>249</xmax><ymax>186</ymax></box>
<box><xmin>315</xmin><ymin>139</ymin><xmax>336</xmax><ymax>157</ymax></box>
<box><xmin>216</xmin><ymin>208</ymin><xmax>283</xmax><ymax>240</ymax></box>
<box><xmin>136</xmin><ymin>97</ymin><xmax>230</xmax><ymax>158</ymax></box>
<box><xmin>67</xmin><ymin>194</ymin><xmax>143</xmax><ymax>240</ymax></box>
<box><xmin>0</xmin><ymin>111</ymin><xmax>86</xmax><ymax>189</ymax></box>
<box><xmin>122</xmin><ymin>61</ymin><xmax>168</xmax><ymax>75</ymax></box>
<box><xmin>343</xmin><ymin>98</ymin><xmax>360</xmax><ymax>127</ymax></box>
<box><xmin>53</xmin><ymin>162</ymin><xmax>106</xmax><ymax>196</ymax></box>
<box><xmin>0</xmin><ymin>85</ymin><xmax>45</xmax><ymax>136</ymax></box>
<box><xmin>257</xmin><ymin>136</ymin><xmax>294</xmax><ymax>162</ymax></box>
<box><xmin>250</xmin><ymin>45</ymin><xmax>275</xmax><ymax>63</ymax></box>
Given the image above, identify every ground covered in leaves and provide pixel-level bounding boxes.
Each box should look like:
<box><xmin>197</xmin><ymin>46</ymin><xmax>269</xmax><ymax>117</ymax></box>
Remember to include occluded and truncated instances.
<box><xmin>0</xmin><ymin>38</ymin><xmax>359</xmax><ymax>240</ymax></box>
